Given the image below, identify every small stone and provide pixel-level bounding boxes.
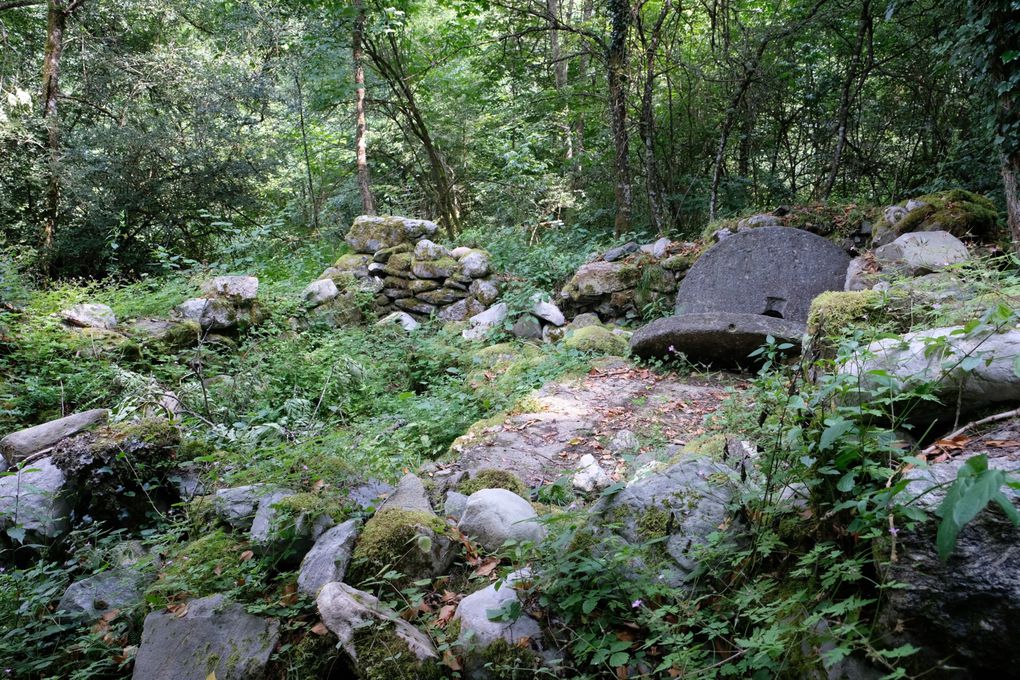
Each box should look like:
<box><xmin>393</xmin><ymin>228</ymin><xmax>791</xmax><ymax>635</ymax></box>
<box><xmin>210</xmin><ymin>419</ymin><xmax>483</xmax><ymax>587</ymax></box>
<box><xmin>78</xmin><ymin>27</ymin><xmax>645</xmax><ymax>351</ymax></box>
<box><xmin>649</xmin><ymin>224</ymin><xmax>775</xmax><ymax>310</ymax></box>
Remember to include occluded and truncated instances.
<box><xmin>458</xmin><ymin>250</ymin><xmax>491</xmax><ymax>278</ymax></box>
<box><xmin>302</xmin><ymin>279</ymin><xmax>339</xmax><ymax>307</ymax></box>
<box><xmin>413</xmin><ymin>239</ymin><xmax>451</xmax><ymax>260</ymax></box>
<box><xmin>604</xmin><ymin>242</ymin><xmax>640</xmax><ymax>262</ymax></box>
<box><xmin>297</xmin><ymin>519</ymin><xmax>361</xmax><ymax>597</ymax></box>
<box><xmin>438</xmin><ymin>297</ymin><xmax>485</xmax><ymax>323</ymax></box>
<box><xmin>444</xmin><ymin>491</ymin><xmax>469</xmax><ymax>521</ymax></box>
<box><xmin>469</xmin><ymin>278</ymin><xmax>499</xmax><ymax>306</ymax></box>
<box><xmin>60</xmin><ymin>303</ymin><xmax>117</xmax><ymax>330</ymax></box>
<box><xmin>376</xmin><ymin>311</ymin><xmax>420</xmax><ymax>332</ymax></box>
<box><xmin>58</xmin><ymin>569</ymin><xmax>149</xmax><ymax>620</ymax></box>
<box><xmin>531</xmin><ymin>296</ymin><xmax>566</xmax><ymax>326</ymax></box>
<box><xmin>609</xmin><ymin>429</ymin><xmax>640</xmax><ymax>453</ymax></box>
<box><xmin>0</xmin><ymin>457</ymin><xmax>70</xmax><ymax>541</ymax></box>
<box><xmin>201</xmin><ymin>275</ymin><xmax>258</xmax><ymax>303</ymax></box>
<box><xmin>210</xmin><ymin>485</ymin><xmax>275</xmax><ymax>531</ymax></box>
<box><xmin>394</xmin><ymin>297</ymin><xmax>438</xmax><ymax>316</ymax></box>
<box><xmin>873</xmin><ymin>231</ymin><xmax>969</xmax><ymax>276</ymax></box>
<box><xmin>1</xmin><ymin>409</ymin><xmax>109</xmax><ymax>465</ymax></box>
<box><xmin>458</xmin><ymin>488</ymin><xmax>545</xmax><ymax>552</ymax></box>
<box><xmin>510</xmin><ymin>314</ymin><xmax>543</xmax><ymax>340</ymax></box>
<box><xmin>462</xmin><ymin>302</ymin><xmax>508</xmax><ymax>341</ymax></box>
<box><xmin>572</xmin><ymin>454</ymin><xmax>612</xmax><ymax>492</ymax></box>
<box><xmin>378</xmin><ymin>473</ymin><xmax>435</xmax><ymax>515</ymax></box>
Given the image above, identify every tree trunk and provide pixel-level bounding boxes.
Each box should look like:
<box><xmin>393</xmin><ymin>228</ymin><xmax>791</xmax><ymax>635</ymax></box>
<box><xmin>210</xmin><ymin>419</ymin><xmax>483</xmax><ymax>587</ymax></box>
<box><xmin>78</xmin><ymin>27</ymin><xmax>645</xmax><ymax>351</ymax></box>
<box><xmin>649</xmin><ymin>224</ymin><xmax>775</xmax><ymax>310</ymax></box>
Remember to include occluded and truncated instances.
<box><xmin>637</xmin><ymin>0</ymin><xmax>670</xmax><ymax>234</ymax></box>
<box><xmin>1004</xmin><ymin>154</ymin><xmax>1020</xmax><ymax>253</ymax></box>
<box><xmin>353</xmin><ymin>0</ymin><xmax>376</xmax><ymax>215</ymax></box>
<box><xmin>606</xmin><ymin>0</ymin><xmax>631</xmax><ymax>236</ymax></box>
<box><xmin>294</xmin><ymin>74</ymin><xmax>319</xmax><ymax>230</ymax></box>
<box><xmin>41</xmin><ymin>0</ymin><xmax>66</xmax><ymax>257</ymax></box>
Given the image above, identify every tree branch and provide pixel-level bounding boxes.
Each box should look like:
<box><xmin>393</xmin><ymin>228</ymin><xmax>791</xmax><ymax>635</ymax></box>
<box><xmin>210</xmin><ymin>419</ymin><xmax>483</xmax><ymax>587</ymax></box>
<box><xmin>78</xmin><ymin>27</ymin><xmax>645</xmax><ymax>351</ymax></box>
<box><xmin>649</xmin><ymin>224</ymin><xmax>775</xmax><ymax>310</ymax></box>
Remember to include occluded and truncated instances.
<box><xmin>0</xmin><ymin>0</ymin><xmax>44</xmax><ymax>11</ymax></box>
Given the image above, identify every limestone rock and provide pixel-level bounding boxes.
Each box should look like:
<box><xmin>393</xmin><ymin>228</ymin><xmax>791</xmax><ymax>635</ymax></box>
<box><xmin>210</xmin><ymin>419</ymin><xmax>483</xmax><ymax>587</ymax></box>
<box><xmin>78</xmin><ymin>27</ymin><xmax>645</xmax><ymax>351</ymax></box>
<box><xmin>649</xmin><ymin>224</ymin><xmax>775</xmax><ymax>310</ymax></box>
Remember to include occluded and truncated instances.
<box><xmin>0</xmin><ymin>457</ymin><xmax>70</xmax><ymax>541</ymax></box>
<box><xmin>175</xmin><ymin>297</ymin><xmax>246</xmax><ymax>330</ymax></box>
<box><xmin>873</xmin><ymin>231</ymin><xmax>969</xmax><ymax>276</ymax></box>
<box><xmin>463</xmin><ymin>303</ymin><xmax>508</xmax><ymax>341</ymax></box>
<box><xmin>629</xmin><ymin>312</ymin><xmax>804</xmax><ymax>367</ymax></box>
<box><xmin>564</xmin><ymin>325</ymin><xmax>629</xmax><ymax>355</ymax></box>
<box><xmin>377</xmin><ymin>473</ymin><xmax>435</xmax><ymax>515</ymax></box>
<box><xmin>736</xmin><ymin>214</ymin><xmax>782</xmax><ymax>229</ymax></box>
<box><xmin>297</xmin><ymin>518</ymin><xmax>361</xmax><ymax>597</ymax></box>
<box><xmin>444</xmin><ymin>491</ymin><xmax>469</xmax><ymax>521</ymax></box>
<box><xmin>132</xmin><ymin>594</ymin><xmax>279</xmax><ymax>680</ymax></box>
<box><xmin>562</xmin><ymin>261</ymin><xmax>633</xmax><ymax>300</ymax></box>
<box><xmin>210</xmin><ymin>485</ymin><xmax>276</xmax><ymax>530</ymax></box>
<box><xmin>411</xmin><ymin>257</ymin><xmax>459</xmax><ymax>280</ymax></box>
<box><xmin>469</xmin><ymin>278</ymin><xmax>500</xmax><ymax>306</ymax></box>
<box><xmin>641</xmin><ymin>237</ymin><xmax>672</xmax><ymax>258</ymax></box>
<box><xmin>438</xmin><ymin>297</ymin><xmax>485</xmax><ymax>323</ymax></box>
<box><xmin>202</xmin><ymin>275</ymin><xmax>259</xmax><ymax>303</ymax></box>
<box><xmin>603</xmin><ymin>242</ymin><xmax>639</xmax><ymax>262</ymax></box>
<box><xmin>511</xmin><ymin>314</ymin><xmax>543</xmax><ymax>340</ymax></box>
<box><xmin>531</xmin><ymin>297</ymin><xmax>566</xmax><ymax>326</ymax></box>
<box><xmin>346</xmin><ymin>215</ymin><xmax>440</xmax><ymax>253</ymax></box>
<box><xmin>568</xmin><ymin>312</ymin><xmax>601</xmax><ymax>330</ymax></box>
<box><xmin>60</xmin><ymin>303</ymin><xmax>117</xmax><ymax>330</ymax></box>
<box><xmin>303</xmin><ymin>278</ymin><xmax>339</xmax><ymax>307</ymax></box>
<box><xmin>572</xmin><ymin>454</ymin><xmax>612</xmax><ymax>492</ymax></box>
<box><xmin>58</xmin><ymin>569</ymin><xmax>149</xmax><ymax>620</ymax></box>
<box><xmin>0</xmin><ymin>409</ymin><xmax>109</xmax><ymax>466</ymax></box>
<box><xmin>458</xmin><ymin>488</ymin><xmax>545</xmax><ymax>552</ymax></box>
<box><xmin>609</xmin><ymin>429</ymin><xmax>640</xmax><ymax>453</ymax></box>
<box><xmin>394</xmin><ymin>297</ymin><xmax>437</xmax><ymax>316</ymax></box>
<box><xmin>458</xmin><ymin>249</ymin><xmax>492</xmax><ymax>278</ymax></box>
<box><xmin>414</xmin><ymin>239</ymin><xmax>451</xmax><ymax>260</ymax></box>
<box><xmin>376</xmin><ymin>311</ymin><xmax>420</xmax><ymax>332</ymax></box>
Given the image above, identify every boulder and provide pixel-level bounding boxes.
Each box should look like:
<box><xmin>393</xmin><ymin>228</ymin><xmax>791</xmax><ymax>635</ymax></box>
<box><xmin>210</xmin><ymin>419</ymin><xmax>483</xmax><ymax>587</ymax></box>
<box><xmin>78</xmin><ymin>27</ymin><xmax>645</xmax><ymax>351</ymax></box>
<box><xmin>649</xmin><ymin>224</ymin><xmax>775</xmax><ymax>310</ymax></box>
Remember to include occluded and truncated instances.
<box><xmin>303</xmin><ymin>278</ymin><xmax>339</xmax><ymax>307</ymax></box>
<box><xmin>350</xmin><ymin>507</ymin><xmax>455</xmax><ymax>583</ymax></box>
<box><xmin>469</xmin><ymin>278</ymin><xmax>500</xmax><ymax>306</ymax></box>
<box><xmin>316</xmin><ymin>582</ymin><xmax>439</xmax><ymax>674</ymax></box>
<box><xmin>444</xmin><ymin>491</ymin><xmax>469</xmax><ymax>521</ymax></box>
<box><xmin>202</xmin><ymin>275</ymin><xmax>259</xmax><ymax>303</ymax></box>
<box><xmin>132</xmin><ymin>594</ymin><xmax>279</xmax><ymax>680</ymax></box>
<box><xmin>0</xmin><ymin>408</ymin><xmax>109</xmax><ymax>466</ymax></box>
<box><xmin>394</xmin><ymin>298</ymin><xmax>438</xmax><ymax>316</ymax></box>
<box><xmin>297</xmin><ymin>518</ymin><xmax>361</xmax><ymax>597</ymax></box>
<box><xmin>346</xmin><ymin>215</ymin><xmax>440</xmax><ymax>253</ymax></box>
<box><xmin>377</xmin><ymin>473</ymin><xmax>434</xmax><ymax>515</ymax></box>
<box><xmin>629</xmin><ymin>312</ymin><xmax>804</xmax><ymax>366</ymax></box>
<box><xmin>878</xmin><ymin>452</ymin><xmax>1020</xmax><ymax>676</ymax></box>
<box><xmin>455</xmin><ymin>570</ymin><xmax>544</xmax><ymax>678</ymax></box>
<box><xmin>413</xmin><ymin>239</ymin><xmax>451</xmax><ymax>260</ymax></box>
<box><xmin>458</xmin><ymin>249</ymin><xmax>491</xmax><ymax>278</ymax></box>
<box><xmin>437</xmin><ymin>297</ymin><xmax>485</xmax><ymax>323</ymax></box>
<box><xmin>564</xmin><ymin>325</ymin><xmax>629</xmax><ymax>355</ymax></box>
<box><xmin>332</xmin><ymin>253</ymin><xmax>374</xmax><ymax>278</ymax></box>
<box><xmin>567</xmin><ymin>312</ymin><xmax>601</xmax><ymax>330</ymax></box>
<box><xmin>458</xmin><ymin>488</ymin><xmax>545</xmax><ymax>552</ymax></box>
<box><xmin>603</xmin><ymin>242</ymin><xmax>639</xmax><ymax>262</ymax></box>
<box><xmin>572</xmin><ymin>453</ymin><xmax>612</xmax><ymax>492</ymax></box>
<box><xmin>57</xmin><ymin>569</ymin><xmax>149</xmax><ymax>620</ymax></box>
<box><xmin>592</xmin><ymin>456</ymin><xmax>739</xmax><ymax>587</ymax></box>
<box><xmin>210</xmin><ymin>485</ymin><xmax>276</xmax><ymax>530</ymax></box>
<box><xmin>411</xmin><ymin>257</ymin><xmax>460</xmax><ymax>279</ymax></box>
<box><xmin>175</xmin><ymin>297</ymin><xmax>245</xmax><ymax>330</ymax></box>
<box><xmin>675</xmin><ymin>227</ymin><xmax>849</xmax><ymax>322</ymax></box>
<box><xmin>842</xmin><ymin>325</ymin><xmax>1020</xmax><ymax>423</ymax></box>
<box><xmin>562</xmin><ymin>261</ymin><xmax>634</xmax><ymax>300</ymax></box>
<box><xmin>511</xmin><ymin>314</ymin><xmax>543</xmax><ymax>340</ymax></box>
<box><xmin>376</xmin><ymin>311</ymin><xmax>420</xmax><ymax>332</ymax></box>
<box><xmin>873</xmin><ymin>231</ymin><xmax>969</xmax><ymax>275</ymax></box>
<box><xmin>531</xmin><ymin>297</ymin><xmax>565</xmax><ymax>326</ymax></box>
<box><xmin>0</xmin><ymin>457</ymin><xmax>70</xmax><ymax>541</ymax></box>
<box><xmin>60</xmin><ymin>303</ymin><xmax>117</xmax><ymax>330</ymax></box>
<box><xmin>463</xmin><ymin>302</ymin><xmax>508</xmax><ymax>341</ymax></box>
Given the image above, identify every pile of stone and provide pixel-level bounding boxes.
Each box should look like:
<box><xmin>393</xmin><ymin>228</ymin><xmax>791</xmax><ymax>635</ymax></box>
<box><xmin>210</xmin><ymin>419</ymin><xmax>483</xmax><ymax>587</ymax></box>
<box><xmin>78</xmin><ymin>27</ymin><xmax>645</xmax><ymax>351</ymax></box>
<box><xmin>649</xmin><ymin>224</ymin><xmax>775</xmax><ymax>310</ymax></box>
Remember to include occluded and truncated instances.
<box><xmin>174</xmin><ymin>275</ymin><xmax>259</xmax><ymax>331</ymax></box>
<box><xmin>630</xmin><ymin>227</ymin><xmax>850</xmax><ymax>367</ymax></box>
<box><xmin>304</xmin><ymin>215</ymin><xmax>500</xmax><ymax>324</ymax></box>
<box><xmin>558</xmin><ymin>237</ymin><xmax>697</xmax><ymax>323</ymax></box>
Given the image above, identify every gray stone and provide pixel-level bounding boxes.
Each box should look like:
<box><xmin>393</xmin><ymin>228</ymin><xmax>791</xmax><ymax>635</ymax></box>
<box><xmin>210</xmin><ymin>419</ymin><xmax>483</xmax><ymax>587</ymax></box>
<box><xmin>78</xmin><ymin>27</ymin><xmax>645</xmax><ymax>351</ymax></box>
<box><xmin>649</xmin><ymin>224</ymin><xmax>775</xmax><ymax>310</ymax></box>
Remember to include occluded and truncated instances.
<box><xmin>737</xmin><ymin>214</ymin><xmax>782</xmax><ymax>229</ymax></box>
<box><xmin>348</xmin><ymin>479</ymin><xmax>394</xmax><ymax>509</ymax></box>
<box><xmin>542</xmin><ymin>325</ymin><xmax>566</xmax><ymax>344</ymax></box>
<box><xmin>462</xmin><ymin>302</ymin><xmax>508</xmax><ymax>341</ymax></box>
<box><xmin>568</xmin><ymin>312</ymin><xmax>602</xmax><ymax>330</ymax></box>
<box><xmin>592</xmin><ymin>456</ymin><xmax>739</xmax><ymax>587</ymax></box>
<box><xmin>844</xmin><ymin>256</ymin><xmax>878</xmax><ymax>291</ymax></box>
<box><xmin>317</xmin><ymin>582</ymin><xmax>438</xmax><ymax>667</ymax></box>
<box><xmin>58</xmin><ymin>569</ymin><xmax>149</xmax><ymax>619</ymax></box>
<box><xmin>202</xmin><ymin>275</ymin><xmax>258</xmax><ymax>303</ymax></box>
<box><xmin>629</xmin><ymin>312</ymin><xmax>805</xmax><ymax>367</ymax></box>
<box><xmin>417</xmin><ymin>287</ymin><xmax>468</xmax><ymax>305</ymax></box>
<box><xmin>414</xmin><ymin>239</ymin><xmax>451</xmax><ymax>260</ymax></box>
<box><xmin>0</xmin><ymin>457</ymin><xmax>70</xmax><ymax>540</ymax></box>
<box><xmin>346</xmin><ymin>215</ymin><xmax>440</xmax><ymax>253</ymax></box>
<box><xmin>376</xmin><ymin>311</ymin><xmax>420</xmax><ymax>332</ymax></box>
<box><xmin>455</xmin><ymin>570</ymin><xmax>544</xmax><ymax>679</ymax></box>
<box><xmin>377</xmin><ymin>473</ymin><xmax>434</xmax><ymax>515</ymax></box>
<box><xmin>1</xmin><ymin>409</ymin><xmax>109</xmax><ymax>465</ymax></box>
<box><xmin>641</xmin><ymin>237</ymin><xmax>671</xmax><ymax>259</ymax></box>
<box><xmin>132</xmin><ymin>594</ymin><xmax>279</xmax><ymax>680</ymax></box>
<box><xmin>175</xmin><ymin>297</ymin><xmax>244</xmax><ymax>330</ymax></box>
<box><xmin>458</xmin><ymin>250</ymin><xmax>492</xmax><ymax>278</ymax></box>
<box><xmin>60</xmin><ymin>303</ymin><xmax>117</xmax><ymax>330</ymax></box>
<box><xmin>609</xmin><ymin>429</ymin><xmax>640</xmax><ymax>453</ymax></box>
<box><xmin>531</xmin><ymin>297</ymin><xmax>566</xmax><ymax>326</ymax></box>
<box><xmin>458</xmin><ymin>488</ymin><xmax>545</xmax><ymax>552</ymax></box>
<box><xmin>905</xmin><ymin>198</ymin><xmax>929</xmax><ymax>212</ymax></box>
<box><xmin>572</xmin><ymin>453</ymin><xmax>612</xmax><ymax>492</ymax></box>
<box><xmin>883</xmin><ymin>205</ymin><xmax>908</xmax><ymax>226</ymax></box>
<box><xmin>394</xmin><ymin>297</ymin><xmax>438</xmax><ymax>316</ymax></box>
<box><xmin>843</xmin><ymin>325</ymin><xmax>1020</xmax><ymax>423</ymax></box>
<box><xmin>469</xmin><ymin>278</ymin><xmax>499</xmax><ymax>306</ymax></box>
<box><xmin>444</xmin><ymin>491</ymin><xmax>469</xmax><ymax>521</ymax></box>
<box><xmin>878</xmin><ymin>452</ymin><xmax>1020</xmax><ymax>676</ymax></box>
<box><xmin>211</xmin><ymin>485</ymin><xmax>275</xmax><ymax>530</ymax></box>
<box><xmin>451</xmin><ymin>246</ymin><xmax>473</xmax><ymax>259</ymax></box>
<box><xmin>302</xmin><ymin>278</ymin><xmax>338</xmax><ymax>307</ymax></box>
<box><xmin>411</xmin><ymin>258</ymin><xmax>459</xmax><ymax>279</ymax></box>
<box><xmin>297</xmin><ymin>518</ymin><xmax>361</xmax><ymax>597</ymax></box>
<box><xmin>603</xmin><ymin>242</ymin><xmax>639</xmax><ymax>262</ymax></box>
<box><xmin>676</xmin><ymin>227</ymin><xmax>849</xmax><ymax>322</ymax></box>
<box><xmin>438</xmin><ymin>297</ymin><xmax>485</xmax><ymax>323</ymax></box>
<box><xmin>873</xmin><ymin>230</ymin><xmax>969</xmax><ymax>275</ymax></box>
<box><xmin>562</xmin><ymin>261</ymin><xmax>631</xmax><ymax>300</ymax></box>
<box><xmin>249</xmin><ymin>489</ymin><xmax>333</xmax><ymax>550</ymax></box>
<box><xmin>510</xmin><ymin>314</ymin><xmax>543</xmax><ymax>340</ymax></box>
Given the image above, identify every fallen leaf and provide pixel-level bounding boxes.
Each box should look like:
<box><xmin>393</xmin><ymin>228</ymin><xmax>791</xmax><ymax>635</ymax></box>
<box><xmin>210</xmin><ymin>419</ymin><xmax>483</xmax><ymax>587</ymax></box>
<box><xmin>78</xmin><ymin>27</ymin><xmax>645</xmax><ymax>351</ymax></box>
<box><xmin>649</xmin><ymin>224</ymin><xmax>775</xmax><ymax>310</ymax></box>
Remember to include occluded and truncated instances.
<box><xmin>311</xmin><ymin>621</ymin><xmax>329</xmax><ymax>636</ymax></box>
<box><xmin>167</xmin><ymin>603</ymin><xmax>188</xmax><ymax>618</ymax></box>
<box><xmin>435</xmin><ymin>604</ymin><xmax>457</xmax><ymax>627</ymax></box>
<box><xmin>312</xmin><ymin>479</ymin><xmax>326</xmax><ymax>492</ymax></box>
<box><xmin>442</xmin><ymin>650</ymin><xmax>462</xmax><ymax>670</ymax></box>
<box><xmin>239</xmin><ymin>550</ymin><xmax>255</xmax><ymax>562</ymax></box>
<box><xmin>473</xmin><ymin>556</ymin><xmax>501</xmax><ymax>578</ymax></box>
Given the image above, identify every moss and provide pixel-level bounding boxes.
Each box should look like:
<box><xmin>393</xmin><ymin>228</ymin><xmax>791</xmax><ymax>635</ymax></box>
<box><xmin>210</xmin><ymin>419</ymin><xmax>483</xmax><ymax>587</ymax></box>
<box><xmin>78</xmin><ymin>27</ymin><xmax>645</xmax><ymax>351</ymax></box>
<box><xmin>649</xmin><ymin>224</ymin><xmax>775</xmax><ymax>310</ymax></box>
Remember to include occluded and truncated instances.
<box><xmin>349</xmin><ymin>508</ymin><xmax>450</xmax><ymax>585</ymax></box>
<box><xmin>637</xmin><ymin>505</ymin><xmax>671</xmax><ymax>540</ymax></box>
<box><xmin>147</xmin><ymin>529</ymin><xmax>248</xmax><ymax>603</ymax></box>
<box><xmin>564</xmin><ymin>326</ymin><xmax>629</xmax><ymax>356</ymax></box>
<box><xmin>806</xmin><ymin>290</ymin><xmax>886</xmax><ymax>338</ymax></box>
<box><xmin>459</xmin><ymin>469</ymin><xmax>528</xmax><ymax>497</ymax></box>
<box><xmin>879</xmin><ymin>189</ymin><xmax>1000</xmax><ymax>242</ymax></box>
<box><xmin>661</xmin><ymin>252</ymin><xmax>698</xmax><ymax>272</ymax></box>
<box><xmin>161</xmin><ymin>320</ymin><xmax>201</xmax><ymax>349</ymax></box>
<box><xmin>351</xmin><ymin>622</ymin><xmax>443</xmax><ymax>680</ymax></box>
<box><xmin>386</xmin><ymin>252</ymin><xmax>413</xmax><ymax>272</ymax></box>
<box><xmin>478</xmin><ymin>637</ymin><xmax>542</xmax><ymax>679</ymax></box>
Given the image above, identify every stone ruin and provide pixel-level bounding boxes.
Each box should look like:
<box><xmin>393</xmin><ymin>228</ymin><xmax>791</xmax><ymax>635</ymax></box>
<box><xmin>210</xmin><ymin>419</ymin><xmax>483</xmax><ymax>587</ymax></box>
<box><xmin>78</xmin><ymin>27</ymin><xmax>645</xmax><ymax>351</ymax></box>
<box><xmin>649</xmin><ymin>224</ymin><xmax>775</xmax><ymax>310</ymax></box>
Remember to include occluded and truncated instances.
<box><xmin>302</xmin><ymin>216</ymin><xmax>500</xmax><ymax>325</ymax></box>
<box><xmin>630</xmin><ymin>227</ymin><xmax>850</xmax><ymax>366</ymax></box>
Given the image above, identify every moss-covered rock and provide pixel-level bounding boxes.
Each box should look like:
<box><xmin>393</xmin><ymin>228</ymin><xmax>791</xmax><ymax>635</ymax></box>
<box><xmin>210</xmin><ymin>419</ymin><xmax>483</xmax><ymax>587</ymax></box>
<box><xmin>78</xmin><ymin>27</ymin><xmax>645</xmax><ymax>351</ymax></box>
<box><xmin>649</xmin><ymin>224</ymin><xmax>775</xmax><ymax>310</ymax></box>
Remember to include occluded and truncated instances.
<box><xmin>807</xmin><ymin>290</ymin><xmax>886</xmax><ymax>338</ymax></box>
<box><xmin>458</xmin><ymin>469</ymin><xmax>528</xmax><ymax>497</ymax></box>
<box><xmin>874</xmin><ymin>189</ymin><xmax>1000</xmax><ymax>245</ymax></box>
<box><xmin>350</xmin><ymin>622</ymin><xmax>444</xmax><ymax>680</ymax></box>
<box><xmin>146</xmin><ymin>529</ymin><xmax>249</xmax><ymax>603</ymax></box>
<box><xmin>564</xmin><ymin>326</ymin><xmax>629</xmax><ymax>355</ymax></box>
<box><xmin>348</xmin><ymin>508</ymin><xmax>454</xmax><ymax>586</ymax></box>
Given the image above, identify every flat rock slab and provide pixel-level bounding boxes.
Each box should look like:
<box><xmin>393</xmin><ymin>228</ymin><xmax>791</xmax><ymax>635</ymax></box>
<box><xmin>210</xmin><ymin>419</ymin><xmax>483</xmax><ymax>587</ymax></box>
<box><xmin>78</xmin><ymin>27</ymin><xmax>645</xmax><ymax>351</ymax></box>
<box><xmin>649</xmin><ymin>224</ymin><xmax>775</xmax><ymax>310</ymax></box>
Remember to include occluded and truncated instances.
<box><xmin>1</xmin><ymin>408</ymin><xmax>109</xmax><ymax>466</ymax></box>
<box><xmin>675</xmin><ymin>227</ymin><xmax>849</xmax><ymax>322</ymax></box>
<box><xmin>629</xmin><ymin>312</ymin><xmax>805</xmax><ymax>367</ymax></box>
<box><xmin>449</xmin><ymin>364</ymin><xmax>737</xmax><ymax>487</ymax></box>
<box><xmin>132</xmin><ymin>594</ymin><xmax>279</xmax><ymax>680</ymax></box>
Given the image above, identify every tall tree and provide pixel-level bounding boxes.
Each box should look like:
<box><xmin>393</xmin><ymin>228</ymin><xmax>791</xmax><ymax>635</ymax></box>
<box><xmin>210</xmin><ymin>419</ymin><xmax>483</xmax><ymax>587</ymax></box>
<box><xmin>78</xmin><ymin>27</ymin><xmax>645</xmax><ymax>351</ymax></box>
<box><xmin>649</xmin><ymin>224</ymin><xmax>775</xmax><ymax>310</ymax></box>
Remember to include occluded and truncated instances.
<box><xmin>352</xmin><ymin>0</ymin><xmax>376</xmax><ymax>215</ymax></box>
<box><xmin>606</xmin><ymin>0</ymin><xmax>631</xmax><ymax>235</ymax></box>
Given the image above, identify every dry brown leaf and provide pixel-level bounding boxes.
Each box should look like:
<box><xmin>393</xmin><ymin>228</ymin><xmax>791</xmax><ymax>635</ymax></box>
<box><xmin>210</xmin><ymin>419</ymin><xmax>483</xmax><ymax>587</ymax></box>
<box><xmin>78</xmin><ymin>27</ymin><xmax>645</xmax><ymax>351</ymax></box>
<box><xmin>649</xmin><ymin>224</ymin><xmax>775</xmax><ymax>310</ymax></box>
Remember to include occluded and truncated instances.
<box><xmin>473</xmin><ymin>556</ymin><xmax>501</xmax><ymax>578</ymax></box>
<box><xmin>435</xmin><ymin>604</ymin><xmax>457</xmax><ymax>627</ymax></box>
<box><xmin>167</xmin><ymin>603</ymin><xmax>188</xmax><ymax>618</ymax></box>
<box><xmin>311</xmin><ymin>479</ymin><xmax>326</xmax><ymax>492</ymax></box>
<box><xmin>239</xmin><ymin>550</ymin><xmax>255</xmax><ymax>562</ymax></box>
<box><xmin>311</xmin><ymin>621</ymin><xmax>329</xmax><ymax>636</ymax></box>
<box><xmin>442</xmin><ymin>650</ymin><xmax>462</xmax><ymax>670</ymax></box>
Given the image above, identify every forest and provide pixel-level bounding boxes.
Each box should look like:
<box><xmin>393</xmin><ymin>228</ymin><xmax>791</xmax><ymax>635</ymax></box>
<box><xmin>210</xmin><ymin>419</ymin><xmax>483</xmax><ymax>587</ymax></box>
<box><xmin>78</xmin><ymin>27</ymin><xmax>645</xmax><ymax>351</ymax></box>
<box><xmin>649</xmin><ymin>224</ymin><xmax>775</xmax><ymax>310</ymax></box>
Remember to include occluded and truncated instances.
<box><xmin>0</xmin><ymin>0</ymin><xmax>1019</xmax><ymax>678</ymax></box>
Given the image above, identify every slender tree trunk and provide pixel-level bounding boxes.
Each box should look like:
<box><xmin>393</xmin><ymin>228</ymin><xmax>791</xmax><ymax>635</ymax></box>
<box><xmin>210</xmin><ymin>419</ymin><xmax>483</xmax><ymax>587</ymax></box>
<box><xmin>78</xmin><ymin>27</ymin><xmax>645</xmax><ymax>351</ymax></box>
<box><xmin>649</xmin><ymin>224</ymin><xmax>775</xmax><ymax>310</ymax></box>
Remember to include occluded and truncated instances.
<box><xmin>353</xmin><ymin>0</ymin><xmax>376</xmax><ymax>215</ymax></box>
<box><xmin>41</xmin><ymin>0</ymin><xmax>66</xmax><ymax>257</ymax></box>
<box><xmin>1004</xmin><ymin>154</ymin><xmax>1020</xmax><ymax>253</ymax></box>
<box><xmin>819</xmin><ymin>0</ymin><xmax>871</xmax><ymax>200</ymax></box>
<box><xmin>548</xmin><ymin>0</ymin><xmax>573</xmax><ymax>165</ymax></box>
<box><xmin>607</xmin><ymin>0</ymin><xmax>631</xmax><ymax>236</ymax></box>
<box><xmin>638</xmin><ymin>0</ymin><xmax>670</xmax><ymax>234</ymax></box>
<box><xmin>294</xmin><ymin>74</ymin><xmax>319</xmax><ymax>230</ymax></box>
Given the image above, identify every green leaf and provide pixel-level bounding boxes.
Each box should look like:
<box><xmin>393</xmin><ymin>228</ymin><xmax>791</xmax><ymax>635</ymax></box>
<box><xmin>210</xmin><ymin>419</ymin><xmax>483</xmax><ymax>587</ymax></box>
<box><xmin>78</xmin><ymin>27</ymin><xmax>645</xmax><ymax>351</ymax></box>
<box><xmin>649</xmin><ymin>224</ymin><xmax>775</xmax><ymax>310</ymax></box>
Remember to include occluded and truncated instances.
<box><xmin>819</xmin><ymin>418</ymin><xmax>854</xmax><ymax>452</ymax></box>
<box><xmin>609</xmin><ymin>651</ymin><xmax>630</xmax><ymax>667</ymax></box>
<box><xmin>836</xmin><ymin>472</ymin><xmax>856</xmax><ymax>493</ymax></box>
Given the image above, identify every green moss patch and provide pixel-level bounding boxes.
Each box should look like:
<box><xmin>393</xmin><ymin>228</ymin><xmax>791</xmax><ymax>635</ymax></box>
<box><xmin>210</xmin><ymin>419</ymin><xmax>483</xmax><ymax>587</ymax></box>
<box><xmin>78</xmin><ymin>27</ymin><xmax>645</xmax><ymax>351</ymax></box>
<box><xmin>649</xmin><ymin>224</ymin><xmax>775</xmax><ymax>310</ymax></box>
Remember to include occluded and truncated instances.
<box><xmin>806</xmin><ymin>290</ymin><xmax>886</xmax><ymax>338</ymax></box>
<box><xmin>564</xmin><ymin>326</ymin><xmax>629</xmax><ymax>356</ymax></box>
<box><xmin>459</xmin><ymin>469</ymin><xmax>528</xmax><ymax>497</ymax></box>
<box><xmin>349</xmin><ymin>508</ymin><xmax>450</xmax><ymax>585</ymax></box>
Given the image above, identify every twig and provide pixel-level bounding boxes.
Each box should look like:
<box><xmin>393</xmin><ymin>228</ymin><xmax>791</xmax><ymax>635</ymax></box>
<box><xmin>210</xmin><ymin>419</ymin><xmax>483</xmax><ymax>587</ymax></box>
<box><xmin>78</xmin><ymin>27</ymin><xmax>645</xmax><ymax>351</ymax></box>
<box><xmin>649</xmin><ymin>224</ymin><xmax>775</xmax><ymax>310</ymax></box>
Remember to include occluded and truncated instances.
<box><xmin>921</xmin><ymin>407</ymin><xmax>1020</xmax><ymax>457</ymax></box>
